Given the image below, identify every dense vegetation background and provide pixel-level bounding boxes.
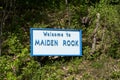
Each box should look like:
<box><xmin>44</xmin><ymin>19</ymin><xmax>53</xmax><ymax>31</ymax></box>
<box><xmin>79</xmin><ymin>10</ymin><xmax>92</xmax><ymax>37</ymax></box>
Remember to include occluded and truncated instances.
<box><xmin>0</xmin><ymin>0</ymin><xmax>120</xmax><ymax>79</ymax></box>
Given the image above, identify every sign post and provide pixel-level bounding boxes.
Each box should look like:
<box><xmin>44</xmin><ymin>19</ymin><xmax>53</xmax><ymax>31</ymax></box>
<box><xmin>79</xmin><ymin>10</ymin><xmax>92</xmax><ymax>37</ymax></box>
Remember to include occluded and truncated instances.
<box><xmin>30</xmin><ymin>28</ymin><xmax>82</xmax><ymax>56</ymax></box>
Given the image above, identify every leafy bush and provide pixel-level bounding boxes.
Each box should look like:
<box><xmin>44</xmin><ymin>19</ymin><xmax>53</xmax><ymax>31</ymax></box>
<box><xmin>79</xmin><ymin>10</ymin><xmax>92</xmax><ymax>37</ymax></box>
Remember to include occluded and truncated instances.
<box><xmin>110</xmin><ymin>71</ymin><xmax>120</xmax><ymax>79</ymax></box>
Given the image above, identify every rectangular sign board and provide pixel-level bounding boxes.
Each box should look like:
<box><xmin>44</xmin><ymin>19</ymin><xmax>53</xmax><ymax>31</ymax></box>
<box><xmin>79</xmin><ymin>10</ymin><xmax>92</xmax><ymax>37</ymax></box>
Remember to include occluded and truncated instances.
<box><xmin>30</xmin><ymin>28</ymin><xmax>82</xmax><ymax>56</ymax></box>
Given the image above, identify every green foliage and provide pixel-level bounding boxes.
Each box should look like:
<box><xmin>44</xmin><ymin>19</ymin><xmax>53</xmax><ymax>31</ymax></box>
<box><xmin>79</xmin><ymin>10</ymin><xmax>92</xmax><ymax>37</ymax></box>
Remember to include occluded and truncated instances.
<box><xmin>71</xmin><ymin>5</ymin><xmax>88</xmax><ymax>30</ymax></box>
<box><xmin>108</xmin><ymin>40</ymin><xmax>120</xmax><ymax>59</ymax></box>
<box><xmin>110</xmin><ymin>71</ymin><xmax>120</xmax><ymax>79</ymax></box>
<box><xmin>83</xmin><ymin>46</ymin><xmax>91</xmax><ymax>59</ymax></box>
<box><xmin>0</xmin><ymin>48</ymin><xmax>40</xmax><ymax>80</ymax></box>
<box><xmin>0</xmin><ymin>56</ymin><xmax>11</xmax><ymax>79</ymax></box>
<box><xmin>33</xmin><ymin>23</ymin><xmax>48</xmax><ymax>28</ymax></box>
<box><xmin>91</xmin><ymin>61</ymin><xmax>104</xmax><ymax>69</ymax></box>
<box><xmin>2</xmin><ymin>34</ymin><xmax>23</xmax><ymax>55</ymax></box>
<box><xmin>7</xmin><ymin>72</ymin><xmax>17</xmax><ymax>80</ymax></box>
<box><xmin>0</xmin><ymin>0</ymin><xmax>120</xmax><ymax>79</ymax></box>
<box><xmin>82</xmin><ymin>73</ymin><xmax>92</xmax><ymax>79</ymax></box>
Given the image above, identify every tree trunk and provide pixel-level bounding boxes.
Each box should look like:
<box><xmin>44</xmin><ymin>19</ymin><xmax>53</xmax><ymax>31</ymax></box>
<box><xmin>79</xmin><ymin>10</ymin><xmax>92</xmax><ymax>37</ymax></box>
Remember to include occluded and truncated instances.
<box><xmin>91</xmin><ymin>13</ymin><xmax>100</xmax><ymax>54</ymax></box>
<box><xmin>65</xmin><ymin>0</ymin><xmax>71</xmax><ymax>27</ymax></box>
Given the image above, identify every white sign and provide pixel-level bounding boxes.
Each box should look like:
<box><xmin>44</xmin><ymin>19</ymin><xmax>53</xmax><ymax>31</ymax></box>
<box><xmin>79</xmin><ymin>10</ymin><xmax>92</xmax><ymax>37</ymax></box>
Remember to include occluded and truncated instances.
<box><xmin>30</xmin><ymin>28</ymin><xmax>82</xmax><ymax>56</ymax></box>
